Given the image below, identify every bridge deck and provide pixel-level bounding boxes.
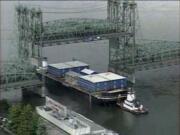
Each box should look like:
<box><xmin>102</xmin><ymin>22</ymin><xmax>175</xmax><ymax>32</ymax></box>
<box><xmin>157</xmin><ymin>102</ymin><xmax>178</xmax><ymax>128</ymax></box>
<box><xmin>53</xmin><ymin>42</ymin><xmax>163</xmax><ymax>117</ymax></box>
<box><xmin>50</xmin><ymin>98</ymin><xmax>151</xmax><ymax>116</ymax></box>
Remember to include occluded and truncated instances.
<box><xmin>34</xmin><ymin>18</ymin><xmax>129</xmax><ymax>45</ymax></box>
<box><xmin>110</xmin><ymin>48</ymin><xmax>180</xmax><ymax>71</ymax></box>
<box><xmin>0</xmin><ymin>80</ymin><xmax>42</xmax><ymax>89</ymax></box>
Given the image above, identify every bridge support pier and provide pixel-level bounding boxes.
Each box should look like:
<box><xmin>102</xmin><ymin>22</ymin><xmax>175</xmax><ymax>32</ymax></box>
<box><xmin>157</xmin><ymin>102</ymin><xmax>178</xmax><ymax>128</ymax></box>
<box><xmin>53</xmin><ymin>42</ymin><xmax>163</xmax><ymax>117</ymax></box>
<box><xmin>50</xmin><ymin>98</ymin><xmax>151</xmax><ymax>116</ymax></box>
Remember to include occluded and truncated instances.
<box><xmin>40</xmin><ymin>86</ymin><xmax>47</xmax><ymax>97</ymax></box>
<box><xmin>108</xmin><ymin>0</ymin><xmax>137</xmax><ymax>83</ymax></box>
<box><xmin>0</xmin><ymin>88</ymin><xmax>22</xmax><ymax>102</ymax></box>
<box><xmin>89</xmin><ymin>94</ymin><xmax>92</xmax><ymax>108</ymax></box>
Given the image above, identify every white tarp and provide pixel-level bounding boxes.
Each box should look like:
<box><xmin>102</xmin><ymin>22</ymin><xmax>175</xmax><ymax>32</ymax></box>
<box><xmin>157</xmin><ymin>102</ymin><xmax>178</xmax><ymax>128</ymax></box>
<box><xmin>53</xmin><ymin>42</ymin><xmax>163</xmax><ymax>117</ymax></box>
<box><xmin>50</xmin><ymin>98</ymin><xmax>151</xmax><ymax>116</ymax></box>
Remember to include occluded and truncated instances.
<box><xmin>81</xmin><ymin>68</ymin><xmax>95</xmax><ymax>75</ymax></box>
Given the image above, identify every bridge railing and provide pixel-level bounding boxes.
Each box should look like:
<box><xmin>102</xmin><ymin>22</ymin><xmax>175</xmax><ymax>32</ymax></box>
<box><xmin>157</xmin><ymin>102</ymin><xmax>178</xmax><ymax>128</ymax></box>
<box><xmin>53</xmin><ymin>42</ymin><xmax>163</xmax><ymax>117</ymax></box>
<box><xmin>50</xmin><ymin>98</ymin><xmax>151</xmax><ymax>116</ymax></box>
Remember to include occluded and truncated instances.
<box><xmin>0</xmin><ymin>73</ymin><xmax>38</xmax><ymax>84</ymax></box>
<box><xmin>0</xmin><ymin>60</ymin><xmax>38</xmax><ymax>85</ymax></box>
<box><xmin>34</xmin><ymin>18</ymin><xmax>127</xmax><ymax>45</ymax></box>
<box><xmin>110</xmin><ymin>48</ymin><xmax>180</xmax><ymax>67</ymax></box>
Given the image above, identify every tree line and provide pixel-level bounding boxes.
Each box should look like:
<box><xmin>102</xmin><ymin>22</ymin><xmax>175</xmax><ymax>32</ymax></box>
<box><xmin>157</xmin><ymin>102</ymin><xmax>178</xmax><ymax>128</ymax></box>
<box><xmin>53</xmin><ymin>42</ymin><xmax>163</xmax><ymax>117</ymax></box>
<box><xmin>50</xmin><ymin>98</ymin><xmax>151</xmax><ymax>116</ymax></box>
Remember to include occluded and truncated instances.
<box><xmin>0</xmin><ymin>101</ymin><xmax>47</xmax><ymax>135</ymax></box>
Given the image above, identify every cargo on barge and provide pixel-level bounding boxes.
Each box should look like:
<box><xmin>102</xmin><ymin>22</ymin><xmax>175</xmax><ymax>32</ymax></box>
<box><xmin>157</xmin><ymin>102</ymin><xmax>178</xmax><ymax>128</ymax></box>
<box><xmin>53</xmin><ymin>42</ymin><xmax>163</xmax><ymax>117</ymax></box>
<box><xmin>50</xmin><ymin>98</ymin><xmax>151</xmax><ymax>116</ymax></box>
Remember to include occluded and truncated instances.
<box><xmin>37</xmin><ymin>60</ymin><xmax>128</xmax><ymax>103</ymax></box>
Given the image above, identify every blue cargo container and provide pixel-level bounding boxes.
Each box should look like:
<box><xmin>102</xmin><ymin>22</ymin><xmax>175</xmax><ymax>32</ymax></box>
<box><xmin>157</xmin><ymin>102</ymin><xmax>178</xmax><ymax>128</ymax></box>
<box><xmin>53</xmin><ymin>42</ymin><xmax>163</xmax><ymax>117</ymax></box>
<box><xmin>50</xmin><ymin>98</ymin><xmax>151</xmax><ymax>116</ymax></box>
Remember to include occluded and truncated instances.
<box><xmin>48</xmin><ymin>61</ymin><xmax>89</xmax><ymax>77</ymax></box>
<box><xmin>78</xmin><ymin>74</ymin><xmax>111</xmax><ymax>91</ymax></box>
<box><xmin>78</xmin><ymin>72</ymin><xmax>127</xmax><ymax>91</ymax></box>
<box><xmin>98</xmin><ymin>72</ymin><xmax>127</xmax><ymax>89</ymax></box>
<box><xmin>78</xmin><ymin>79</ymin><xmax>96</xmax><ymax>92</ymax></box>
<box><xmin>65</xmin><ymin>61</ymin><xmax>89</xmax><ymax>73</ymax></box>
<box><xmin>48</xmin><ymin>63</ymin><xmax>72</xmax><ymax>77</ymax></box>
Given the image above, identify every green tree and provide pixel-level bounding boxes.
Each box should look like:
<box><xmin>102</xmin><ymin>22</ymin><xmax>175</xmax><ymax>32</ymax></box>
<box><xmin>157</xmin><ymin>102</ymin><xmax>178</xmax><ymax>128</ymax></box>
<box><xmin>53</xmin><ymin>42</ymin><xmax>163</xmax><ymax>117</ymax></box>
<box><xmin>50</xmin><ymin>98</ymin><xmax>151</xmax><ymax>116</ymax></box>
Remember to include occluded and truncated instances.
<box><xmin>0</xmin><ymin>99</ymin><xmax>10</xmax><ymax>113</ymax></box>
<box><xmin>8</xmin><ymin>104</ymin><xmax>40</xmax><ymax>135</ymax></box>
<box><xmin>17</xmin><ymin>105</ymin><xmax>33</xmax><ymax>135</ymax></box>
<box><xmin>36</xmin><ymin>120</ymin><xmax>47</xmax><ymax>135</ymax></box>
<box><xmin>32</xmin><ymin>111</ymin><xmax>40</xmax><ymax>135</ymax></box>
<box><xmin>8</xmin><ymin>104</ymin><xmax>22</xmax><ymax>134</ymax></box>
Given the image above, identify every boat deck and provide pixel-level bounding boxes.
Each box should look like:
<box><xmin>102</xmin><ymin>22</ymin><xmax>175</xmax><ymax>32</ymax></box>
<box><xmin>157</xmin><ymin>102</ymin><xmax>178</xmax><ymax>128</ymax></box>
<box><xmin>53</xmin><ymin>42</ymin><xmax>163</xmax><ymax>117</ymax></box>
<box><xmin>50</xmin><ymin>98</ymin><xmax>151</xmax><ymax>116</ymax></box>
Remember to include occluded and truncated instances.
<box><xmin>71</xmin><ymin>111</ymin><xmax>106</xmax><ymax>134</ymax></box>
<box><xmin>38</xmin><ymin>106</ymin><xmax>118</xmax><ymax>135</ymax></box>
<box><xmin>39</xmin><ymin>106</ymin><xmax>87</xmax><ymax>129</ymax></box>
<box><xmin>40</xmin><ymin>117</ymin><xmax>69</xmax><ymax>135</ymax></box>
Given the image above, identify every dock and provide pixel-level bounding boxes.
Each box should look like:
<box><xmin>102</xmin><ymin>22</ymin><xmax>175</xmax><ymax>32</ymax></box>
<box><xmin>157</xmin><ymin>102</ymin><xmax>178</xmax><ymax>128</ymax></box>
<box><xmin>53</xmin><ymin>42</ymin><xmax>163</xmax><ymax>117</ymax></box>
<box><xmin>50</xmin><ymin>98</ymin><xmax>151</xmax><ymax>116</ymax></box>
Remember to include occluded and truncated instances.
<box><xmin>70</xmin><ymin>111</ymin><xmax>106</xmax><ymax>134</ymax></box>
<box><xmin>36</xmin><ymin>97</ymin><xmax>119</xmax><ymax>135</ymax></box>
<box><xmin>40</xmin><ymin>117</ymin><xmax>69</xmax><ymax>135</ymax></box>
<box><xmin>40</xmin><ymin>111</ymin><xmax>112</xmax><ymax>135</ymax></box>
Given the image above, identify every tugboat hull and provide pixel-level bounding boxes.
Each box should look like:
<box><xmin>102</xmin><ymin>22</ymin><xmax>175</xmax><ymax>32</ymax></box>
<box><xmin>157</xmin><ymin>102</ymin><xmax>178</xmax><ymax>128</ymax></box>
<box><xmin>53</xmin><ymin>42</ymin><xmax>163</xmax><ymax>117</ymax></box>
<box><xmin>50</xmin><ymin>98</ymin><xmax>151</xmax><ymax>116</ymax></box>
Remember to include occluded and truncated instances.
<box><xmin>117</xmin><ymin>102</ymin><xmax>148</xmax><ymax>115</ymax></box>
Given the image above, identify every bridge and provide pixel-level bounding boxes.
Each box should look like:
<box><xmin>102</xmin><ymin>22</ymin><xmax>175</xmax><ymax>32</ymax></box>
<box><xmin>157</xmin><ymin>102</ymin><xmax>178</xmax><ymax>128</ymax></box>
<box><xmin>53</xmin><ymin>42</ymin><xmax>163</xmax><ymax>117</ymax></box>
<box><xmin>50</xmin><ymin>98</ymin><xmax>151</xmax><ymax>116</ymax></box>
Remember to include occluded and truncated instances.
<box><xmin>0</xmin><ymin>1</ymin><xmax>179</xmax><ymax>92</ymax></box>
<box><xmin>34</xmin><ymin>18</ymin><xmax>132</xmax><ymax>46</ymax></box>
<box><xmin>110</xmin><ymin>47</ymin><xmax>180</xmax><ymax>72</ymax></box>
<box><xmin>1</xmin><ymin>43</ymin><xmax>179</xmax><ymax>90</ymax></box>
<box><xmin>0</xmin><ymin>60</ymin><xmax>42</xmax><ymax>90</ymax></box>
<box><xmin>0</xmin><ymin>79</ymin><xmax>42</xmax><ymax>90</ymax></box>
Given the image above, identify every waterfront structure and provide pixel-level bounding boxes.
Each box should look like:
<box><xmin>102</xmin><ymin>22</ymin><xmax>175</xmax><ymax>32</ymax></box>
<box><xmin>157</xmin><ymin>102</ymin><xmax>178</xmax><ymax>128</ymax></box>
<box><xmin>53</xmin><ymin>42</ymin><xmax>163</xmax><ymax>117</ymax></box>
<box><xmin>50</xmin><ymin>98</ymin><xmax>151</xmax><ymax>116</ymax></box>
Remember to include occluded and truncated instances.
<box><xmin>36</xmin><ymin>97</ymin><xmax>119</xmax><ymax>135</ymax></box>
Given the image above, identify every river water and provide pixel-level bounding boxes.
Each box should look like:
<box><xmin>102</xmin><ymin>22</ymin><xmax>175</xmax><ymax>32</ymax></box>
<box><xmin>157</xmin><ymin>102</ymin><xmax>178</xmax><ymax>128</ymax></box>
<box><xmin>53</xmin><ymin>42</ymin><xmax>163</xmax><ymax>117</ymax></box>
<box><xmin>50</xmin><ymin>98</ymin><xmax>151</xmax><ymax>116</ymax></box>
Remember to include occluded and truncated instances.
<box><xmin>0</xmin><ymin>1</ymin><xmax>180</xmax><ymax>135</ymax></box>
<box><xmin>1</xmin><ymin>65</ymin><xmax>179</xmax><ymax>135</ymax></box>
<box><xmin>20</xmin><ymin>64</ymin><xmax>179</xmax><ymax>135</ymax></box>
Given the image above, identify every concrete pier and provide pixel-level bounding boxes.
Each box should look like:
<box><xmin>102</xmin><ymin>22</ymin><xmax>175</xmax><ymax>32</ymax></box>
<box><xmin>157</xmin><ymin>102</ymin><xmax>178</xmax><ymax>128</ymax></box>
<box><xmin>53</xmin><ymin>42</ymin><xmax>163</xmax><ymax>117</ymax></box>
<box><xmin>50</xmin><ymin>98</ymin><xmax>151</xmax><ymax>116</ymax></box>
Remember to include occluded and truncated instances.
<box><xmin>0</xmin><ymin>88</ymin><xmax>22</xmax><ymax>102</ymax></box>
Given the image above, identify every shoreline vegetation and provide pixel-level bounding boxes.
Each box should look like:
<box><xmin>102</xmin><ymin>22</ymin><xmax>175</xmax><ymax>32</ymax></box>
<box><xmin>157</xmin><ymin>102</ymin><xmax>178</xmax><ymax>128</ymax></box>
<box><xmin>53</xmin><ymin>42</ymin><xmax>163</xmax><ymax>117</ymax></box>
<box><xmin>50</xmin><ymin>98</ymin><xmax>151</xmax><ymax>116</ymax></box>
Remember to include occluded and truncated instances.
<box><xmin>0</xmin><ymin>100</ymin><xmax>47</xmax><ymax>135</ymax></box>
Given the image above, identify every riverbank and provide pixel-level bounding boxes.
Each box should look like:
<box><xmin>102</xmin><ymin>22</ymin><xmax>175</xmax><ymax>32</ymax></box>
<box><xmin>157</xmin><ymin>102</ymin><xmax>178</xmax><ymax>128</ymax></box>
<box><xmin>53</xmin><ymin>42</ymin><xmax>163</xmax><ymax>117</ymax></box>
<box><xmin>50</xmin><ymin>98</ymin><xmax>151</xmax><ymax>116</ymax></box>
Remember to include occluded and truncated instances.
<box><xmin>0</xmin><ymin>127</ymin><xmax>15</xmax><ymax>135</ymax></box>
<box><xmin>0</xmin><ymin>129</ymin><xmax>10</xmax><ymax>135</ymax></box>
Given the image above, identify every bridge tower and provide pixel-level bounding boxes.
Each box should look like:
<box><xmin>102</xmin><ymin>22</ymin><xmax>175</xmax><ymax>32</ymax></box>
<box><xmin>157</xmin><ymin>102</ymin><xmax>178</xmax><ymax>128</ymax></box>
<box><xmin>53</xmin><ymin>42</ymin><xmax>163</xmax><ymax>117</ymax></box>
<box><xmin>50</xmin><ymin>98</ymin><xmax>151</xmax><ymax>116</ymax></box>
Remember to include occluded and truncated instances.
<box><xmin>16</xmin><ymin>5</ymin><xmax>43</xmax><ymax>60</ymax></box>
<box><xmin>108</xmin><ymin>0</ymin><xmax>136</xmax><ymax>82</ymax></box>
<box><xmin>0</xmin><ymin>6</ymin><xmax>44</xmax><ymax>98</ymax></box>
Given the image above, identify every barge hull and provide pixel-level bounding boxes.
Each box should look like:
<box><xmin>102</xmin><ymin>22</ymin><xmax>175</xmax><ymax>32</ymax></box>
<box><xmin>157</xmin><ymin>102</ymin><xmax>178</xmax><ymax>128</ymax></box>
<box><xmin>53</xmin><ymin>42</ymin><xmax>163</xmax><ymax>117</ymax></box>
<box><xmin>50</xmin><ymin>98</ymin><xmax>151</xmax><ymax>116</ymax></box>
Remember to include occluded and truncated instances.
<box><xmin>117</xmin><ymin>103</ymin><xmax>148</xmax><ymax>115</ymax></box>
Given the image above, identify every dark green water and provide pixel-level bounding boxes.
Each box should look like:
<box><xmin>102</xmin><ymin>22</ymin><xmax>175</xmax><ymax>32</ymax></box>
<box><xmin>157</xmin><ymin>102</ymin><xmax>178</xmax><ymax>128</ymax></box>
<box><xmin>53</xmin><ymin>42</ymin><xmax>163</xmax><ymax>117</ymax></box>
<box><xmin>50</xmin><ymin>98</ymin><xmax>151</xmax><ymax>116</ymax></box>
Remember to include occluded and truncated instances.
<box><xmin>1</xmin><ymin>40</ymin><xmax>180</xmax><ymax>135</ymax></box>
<box><xmin>17</xmin><ymin>65</ymin><xmax>179</xmax><ymax>135</ymax></box>
<box><xmin>1</xmin><ymin>43</ymin><xmax>179</xmax><ymax>135</ymax></box>
<box><xmin>0</xmin><ymin>56</ymin><xmax>179</xmax><ymax>135</ymax></box>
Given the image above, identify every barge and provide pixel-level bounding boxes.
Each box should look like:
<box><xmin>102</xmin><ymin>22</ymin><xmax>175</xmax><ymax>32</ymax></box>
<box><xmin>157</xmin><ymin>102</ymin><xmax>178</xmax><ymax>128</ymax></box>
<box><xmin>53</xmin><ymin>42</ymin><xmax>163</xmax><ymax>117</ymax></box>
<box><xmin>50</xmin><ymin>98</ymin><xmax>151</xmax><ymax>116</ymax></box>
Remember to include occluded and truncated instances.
<box><xmin>37</xmin><ymin>60</ymin><xmax>128</xmax><ymax>103</ymax></box>
<box><xmin>36</xmin><ymin>96</ymin><xmax>119</xmax><ymax>135</ymax></box>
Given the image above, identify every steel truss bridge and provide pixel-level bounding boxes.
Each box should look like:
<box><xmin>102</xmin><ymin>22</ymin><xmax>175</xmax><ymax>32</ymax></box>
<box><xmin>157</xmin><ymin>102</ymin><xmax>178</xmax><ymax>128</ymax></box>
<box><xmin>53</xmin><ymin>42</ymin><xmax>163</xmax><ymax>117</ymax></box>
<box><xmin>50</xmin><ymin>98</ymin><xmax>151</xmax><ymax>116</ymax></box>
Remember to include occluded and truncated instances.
<box><xmin>34</xmin><ymin>18</ymin><xmax>132</xmax><ymax>46</ymax></box>
<box><xmin>0</xmin><ymin>0</ymin><xmax>179</xmax><ymax>91</ymax></box>
<box><xmin>1</xmin><ymin>41</ymin><xmax>179</xmax><ymax>90</ymax></box>
<box><xmin>0</xmin><ymin>60</ymin><xmax>41</xmax><ymax>90</ymax></box>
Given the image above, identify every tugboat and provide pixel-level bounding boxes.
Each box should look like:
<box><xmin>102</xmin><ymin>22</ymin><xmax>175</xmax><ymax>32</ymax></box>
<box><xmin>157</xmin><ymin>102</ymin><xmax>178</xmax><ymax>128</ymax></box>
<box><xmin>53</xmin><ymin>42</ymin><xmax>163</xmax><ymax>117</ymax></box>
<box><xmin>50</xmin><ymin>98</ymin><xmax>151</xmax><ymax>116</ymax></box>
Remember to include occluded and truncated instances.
<box><xmin>117</xmin><ymin>88</ymin><xmax>148</xmax><ymax>114</ymax></box>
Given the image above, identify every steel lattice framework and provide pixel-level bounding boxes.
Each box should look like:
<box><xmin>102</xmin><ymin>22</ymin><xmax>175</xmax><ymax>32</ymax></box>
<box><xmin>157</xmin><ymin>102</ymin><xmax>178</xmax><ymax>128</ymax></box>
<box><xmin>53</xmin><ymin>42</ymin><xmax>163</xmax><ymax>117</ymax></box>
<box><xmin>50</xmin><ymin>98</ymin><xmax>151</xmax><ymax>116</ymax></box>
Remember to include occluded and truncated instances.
<box><xmin>33</xmin><ymin>0</ymin><xmax>137</xmax><ymax>76</ymax></box>
<box><xmin>0</xmin><ymin>0</ymin><xmax>179</xmax><ymax>90</ymax></box>
<box><xmin>0</xmin><ymin>5</ymin><xmax>43</xmax><ymax>90</ymax></box>
<box><xmin>108</xmin><ymin>0</ymin><xmax>136</xmax><ymax>76</ymax></box>
<box><xmin>16</xmin><ymin>5</ymin><xmax>43</xmax><ymax>59</ymax></box>
<box><xmin>0</xmin><ymin>60</ymin><xmax>38</xmax><ymax>90</ymax></box>
<box><xmin>35</xmin><ymin>18</ymin><xmax>126</xmax><ymax>46</ymax></box>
